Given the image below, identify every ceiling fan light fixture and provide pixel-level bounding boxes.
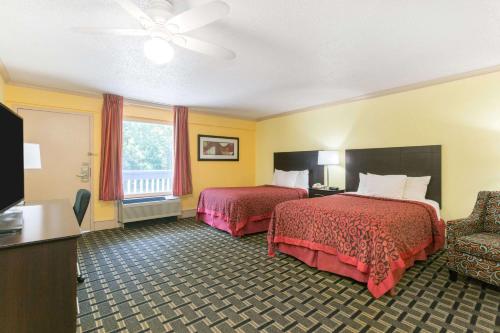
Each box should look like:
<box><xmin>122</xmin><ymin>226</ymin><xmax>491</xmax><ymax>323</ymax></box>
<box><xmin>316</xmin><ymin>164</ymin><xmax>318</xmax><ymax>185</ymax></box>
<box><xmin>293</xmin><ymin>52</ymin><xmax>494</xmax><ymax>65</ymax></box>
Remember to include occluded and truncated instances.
<box><xmin>74</xmin><ymin>0</ymin><xmax>235</xmax><ymax>61</ymax></box>
<box><xmin>166</xmin><ymin>23</ymin><xmax>179</xmax><ymax>33</ymax></box>
<box><xmin>144</xmin><ymin>37</ymin><xmax>174</xmax><ymax>64</ymax></box>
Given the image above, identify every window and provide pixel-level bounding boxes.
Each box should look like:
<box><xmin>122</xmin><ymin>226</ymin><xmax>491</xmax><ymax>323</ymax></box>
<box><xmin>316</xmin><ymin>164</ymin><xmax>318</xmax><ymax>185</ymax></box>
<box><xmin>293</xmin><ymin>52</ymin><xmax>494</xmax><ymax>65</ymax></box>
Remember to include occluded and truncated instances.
<box><xmin>122</xmin><ymin>120</ymin><xmax>173</xmax><ymax>197</ymax></box>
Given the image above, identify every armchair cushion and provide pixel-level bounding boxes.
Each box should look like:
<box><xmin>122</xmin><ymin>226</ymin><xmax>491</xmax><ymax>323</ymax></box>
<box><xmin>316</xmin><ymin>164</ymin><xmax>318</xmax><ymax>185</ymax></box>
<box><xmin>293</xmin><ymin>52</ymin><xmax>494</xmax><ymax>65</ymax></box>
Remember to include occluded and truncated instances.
<box><xmin>485</xmin><ymin>192</ymin><xmax>500</xmax><ymax>233</ymax></box>
<box><xmin>446</xmin><ymin>218</ymin><xmax>483</xmax><ymax>246</ymax></box>
<box><xmin>455</xmin><ymin>233</ymin><xmax>500</xmax><ymax>261</ymax></box>
<box><xmin>448</xmin><ymin>251</ymin><xmax>500</xmax><ymax>286</ymax></box>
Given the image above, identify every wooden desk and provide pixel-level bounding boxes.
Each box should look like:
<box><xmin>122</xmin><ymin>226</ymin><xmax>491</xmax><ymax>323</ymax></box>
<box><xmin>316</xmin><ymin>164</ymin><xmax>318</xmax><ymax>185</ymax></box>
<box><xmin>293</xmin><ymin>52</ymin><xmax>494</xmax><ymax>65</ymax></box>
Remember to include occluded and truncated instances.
<box><xmin>0</xmin><ymin>200</ymin><xmax>81</xmax><ymax>333</ymax></box>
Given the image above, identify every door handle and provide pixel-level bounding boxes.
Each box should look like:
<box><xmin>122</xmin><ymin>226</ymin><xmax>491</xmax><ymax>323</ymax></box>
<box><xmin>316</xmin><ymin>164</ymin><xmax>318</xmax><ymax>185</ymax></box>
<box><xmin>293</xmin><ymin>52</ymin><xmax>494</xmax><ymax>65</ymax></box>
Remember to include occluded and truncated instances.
<box><xmin>76</xmin><ymin>173</ymin><xmax>90</xmax><ymax>183</ymax></box>
<box><xmin>76</xmin><ymin>173</ymin><xmax>89</xmax><ymax>182</ymax></box>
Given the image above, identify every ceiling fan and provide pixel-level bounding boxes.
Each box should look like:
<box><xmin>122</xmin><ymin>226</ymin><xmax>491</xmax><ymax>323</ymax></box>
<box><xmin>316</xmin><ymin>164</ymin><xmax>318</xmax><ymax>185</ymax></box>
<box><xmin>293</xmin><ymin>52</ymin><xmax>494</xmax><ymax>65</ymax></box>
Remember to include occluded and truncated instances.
<box><xmin>73</xmin><ymin>0</ymin><xmax>235</xmax><ymax>64</ymax></box>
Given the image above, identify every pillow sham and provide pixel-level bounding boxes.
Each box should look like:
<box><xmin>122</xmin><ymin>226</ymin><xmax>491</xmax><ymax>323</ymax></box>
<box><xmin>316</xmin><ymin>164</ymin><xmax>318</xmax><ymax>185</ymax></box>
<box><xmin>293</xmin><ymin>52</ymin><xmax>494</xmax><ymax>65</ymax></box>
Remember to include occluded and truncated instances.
<box><xmin>271</xmin><ymin>169</ymin><xmax>281</xmax><ymax>185</ymax></box>
<box><xmin>272</xmin><ymin>169</ymin><xmax>299</xmax><ymax>188</ymax></box>
<box><xmin>272</xmin><ymin>169</ymin><xmax>286</xmax><ymax>186</ymax></box>
<box><xmin>294</xmin><ymin>170</ymin><xmax>309</xmax><ymax>190</ymax></box>
<box><xmin>403</xmin><ymin>176</ymin><xmax>431</xmax><ymax>201</ymax></box>
<box><xmin>366</xmin><ymin>173</ymin><xmax>407</xmax><ymax>199</ymax></box>
<box><xmin>357</xmin><ymin>173</ymin><xmax>368</xmax><ymax>194</ymax></box>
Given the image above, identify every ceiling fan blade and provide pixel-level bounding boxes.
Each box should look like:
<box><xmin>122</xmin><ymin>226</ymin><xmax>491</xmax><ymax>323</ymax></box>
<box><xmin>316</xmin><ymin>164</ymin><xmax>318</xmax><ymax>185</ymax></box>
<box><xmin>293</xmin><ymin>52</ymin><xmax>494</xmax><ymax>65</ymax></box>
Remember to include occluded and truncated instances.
<box><xmin>166</xmin><ymin>1</ymin><xmax>230</xmax><ymax>33</ymax></box>
<box><xmin>112</xmin><ymin>0</ymin><xmax>154</xmax><ymax>28</ymax></box>
<box><xmin>72</xmin><ymin>27</ymin><xmax>150</xmax><ymax>36</ymax></box>
<box><xmin>172</xmin><ymin>35</ymin><xmax>235</xmax><ymax>60</ymax></box>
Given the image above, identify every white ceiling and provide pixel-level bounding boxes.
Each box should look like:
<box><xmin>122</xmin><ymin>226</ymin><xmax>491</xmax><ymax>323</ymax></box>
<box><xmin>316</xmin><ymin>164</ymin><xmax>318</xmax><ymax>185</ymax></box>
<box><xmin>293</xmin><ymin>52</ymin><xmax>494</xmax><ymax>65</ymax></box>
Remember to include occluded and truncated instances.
<box><xmin>1</xmin><ymin>0</ymin><xmax>500</xmax><ymax>119</ymax></box>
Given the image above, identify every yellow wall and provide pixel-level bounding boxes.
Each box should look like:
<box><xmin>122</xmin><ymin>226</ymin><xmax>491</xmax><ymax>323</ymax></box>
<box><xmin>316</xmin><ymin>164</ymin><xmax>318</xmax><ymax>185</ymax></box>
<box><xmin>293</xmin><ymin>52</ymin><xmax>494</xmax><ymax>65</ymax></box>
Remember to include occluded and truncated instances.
<box><xmin>256</xmin><ymin>71</ymin><xmax>500</xmax><ymax>220</ymax></box>
<box><xmin>7</xmin><ymin>69</ymin><xmax>500</xmax><ymax>223</ymax></box>
<box><xmin>4</xmin><ymin>84</ymin><xmax>255</xmax><ymax>227</ymax></box>
<box><xmin>0</xmin><ymin>74</ymin><xmax>5</xmax><ymax>103</ymax></box>
<box><xmin>125</xmin><ymin>105</ymin><xmax>256</xmax><ymax>210</ymax></box>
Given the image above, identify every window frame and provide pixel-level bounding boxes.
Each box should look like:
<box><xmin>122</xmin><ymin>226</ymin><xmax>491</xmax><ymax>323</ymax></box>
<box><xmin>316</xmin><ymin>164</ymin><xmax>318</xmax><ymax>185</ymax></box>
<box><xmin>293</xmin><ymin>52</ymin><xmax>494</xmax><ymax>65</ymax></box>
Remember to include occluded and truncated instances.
<box><xmin>122</xmin><ymin>117</ymin><xmax>174</xmax><ymax>198</ymax></box>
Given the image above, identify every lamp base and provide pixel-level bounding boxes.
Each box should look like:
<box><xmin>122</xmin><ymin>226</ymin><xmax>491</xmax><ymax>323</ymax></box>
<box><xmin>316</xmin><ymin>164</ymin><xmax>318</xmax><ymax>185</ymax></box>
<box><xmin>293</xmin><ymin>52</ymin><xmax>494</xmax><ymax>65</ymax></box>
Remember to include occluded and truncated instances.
<box><xmin>0</xmin><ymin>211</ymin><xmax>24</xmax><ymax>234</ymax></box>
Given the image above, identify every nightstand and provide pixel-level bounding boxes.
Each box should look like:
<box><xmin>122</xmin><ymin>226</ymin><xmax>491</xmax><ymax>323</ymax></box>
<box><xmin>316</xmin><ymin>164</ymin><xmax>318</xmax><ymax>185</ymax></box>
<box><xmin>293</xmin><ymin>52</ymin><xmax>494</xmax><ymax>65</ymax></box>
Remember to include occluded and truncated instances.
<box><xmin>308</xmin><ymin>188</ymin><xmax>345</xmax><ymax>198</ymax></box>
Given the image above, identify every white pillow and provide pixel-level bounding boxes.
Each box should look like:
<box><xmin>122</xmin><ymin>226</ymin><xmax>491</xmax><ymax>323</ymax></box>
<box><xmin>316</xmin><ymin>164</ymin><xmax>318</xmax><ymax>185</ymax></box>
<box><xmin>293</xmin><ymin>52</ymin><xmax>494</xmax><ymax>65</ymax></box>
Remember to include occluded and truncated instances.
<box><xmin>403</xmin><ymin>176</ymin><xmax>431</xmax><ymax>200</ymax></box>
<box><xmin>281</xmin><ymin>171</ymin><xmax>299</xmax><ymax>188</ymax></box>
<box><xmin>366</xmin><ymin>173</ymin><xmax>407</xmax><ymax>199</ymax></box>
<box><xmin>294</xmin><ymin>170</ymin><xmax>309</xmax><ymax>190</ymax></box>
<box><xmin>272</xmin><ymin>169</ymin><xmax>299</xmax><ymax>188</ymax></box>
<box><xmin>357</xmin><ymin>173</ymin><xmax>368</xmax><ymax>194</ymax></box>
<box><xmin>271</xmin><ymin>169</ymin><xmax>281</xmax><ymax>185</ymax></box>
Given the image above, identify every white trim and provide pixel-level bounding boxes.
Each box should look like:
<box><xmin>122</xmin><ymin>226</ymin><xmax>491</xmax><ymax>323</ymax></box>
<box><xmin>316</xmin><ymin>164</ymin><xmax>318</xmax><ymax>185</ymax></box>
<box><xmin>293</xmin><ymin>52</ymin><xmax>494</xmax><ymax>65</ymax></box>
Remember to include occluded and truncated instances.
<box><xmin>5</xmin><ymin>81</ymin><xmax>256</xmax><ymax>120</ymax></box>
<box><xmin>8</xmin><ymin>63</ymin><xmax>500</xmax><ymax>121</ymax></box>
<box><xmin>94</xmin><ymin>219</ymin><xmax>119</xmax><ymax>231</ymax></box>
<box><xmin>123</xmin><ymin>116</ymin><xmax>173</xmax><ymax>126</ymax></box>
<box><xmin>15</xmin><ymin>106</ymin><xmax>96</xmax><ymax>231</ymax></box>
<box><xmin>257</xmin><ymin>64</ymin><xmax>500</xmax><ymax>121</ymax></box>
<box><xmin>122</xmin><ymin>119</ymin><xmax>174</xmax><ymax>198</ymax></box>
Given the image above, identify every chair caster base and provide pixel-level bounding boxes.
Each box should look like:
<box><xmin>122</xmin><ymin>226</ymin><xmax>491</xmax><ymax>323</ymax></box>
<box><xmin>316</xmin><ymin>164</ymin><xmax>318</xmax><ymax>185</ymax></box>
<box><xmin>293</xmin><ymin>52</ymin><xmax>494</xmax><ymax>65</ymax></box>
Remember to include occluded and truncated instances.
<box><xmin>77</xmin><ymin>275</ymin><xmax>85</xmax><ymax>283</ymax></box>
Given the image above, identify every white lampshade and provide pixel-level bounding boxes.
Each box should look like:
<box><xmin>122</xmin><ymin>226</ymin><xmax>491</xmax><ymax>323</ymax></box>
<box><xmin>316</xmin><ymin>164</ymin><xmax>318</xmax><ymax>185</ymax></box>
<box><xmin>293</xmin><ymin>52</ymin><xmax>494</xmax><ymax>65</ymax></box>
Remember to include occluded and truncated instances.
<box><xmin>24</xmin><ymin>143</ymin><xmax>42</xmax><ymax>169</ymax></box>
<box><xmin>317</xmin><ymin>150</ymin><xmax>339</xmax><ymax>166</ymax></box>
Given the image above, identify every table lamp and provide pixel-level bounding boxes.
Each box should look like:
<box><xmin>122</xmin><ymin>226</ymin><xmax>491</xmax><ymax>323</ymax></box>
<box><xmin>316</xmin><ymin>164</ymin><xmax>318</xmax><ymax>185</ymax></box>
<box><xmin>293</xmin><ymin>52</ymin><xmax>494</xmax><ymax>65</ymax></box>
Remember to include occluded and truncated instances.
<box><xmin>24</xmin><ymin>143</ymin><xmax>42</xmax><ymax>170</ymax></box>
<box><xmin>317</xmin><ymin>150</ymin><xmax>339</xmax><ymax>189</ymax></box>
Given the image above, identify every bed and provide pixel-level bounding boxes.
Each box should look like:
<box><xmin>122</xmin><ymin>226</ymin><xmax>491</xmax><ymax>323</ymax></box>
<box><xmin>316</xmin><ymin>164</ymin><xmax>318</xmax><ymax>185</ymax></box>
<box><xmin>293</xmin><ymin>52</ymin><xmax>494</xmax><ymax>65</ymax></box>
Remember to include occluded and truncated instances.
<box><xmin>197</xmin><ymin>151</ymin><xmax>324</xmax><ymax>237</ymax></box>
<box><xmin>267</xmin><ymin>145</ymin><xmax>446</xmax><ymax>298</ymax></box>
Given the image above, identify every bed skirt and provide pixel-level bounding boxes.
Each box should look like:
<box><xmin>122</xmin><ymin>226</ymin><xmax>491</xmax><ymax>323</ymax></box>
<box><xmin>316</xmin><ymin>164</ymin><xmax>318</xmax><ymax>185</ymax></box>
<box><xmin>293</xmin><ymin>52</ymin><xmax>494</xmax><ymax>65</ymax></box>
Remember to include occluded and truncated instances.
<box><xmin>276</xmin><ymin>242</ymin><xmax>435</xmax><ymax>296</ymax></box>
<box><xmin>197</xmin><ymin>212</ymin><xmax>270</xmax><ymax>237</ymax></box>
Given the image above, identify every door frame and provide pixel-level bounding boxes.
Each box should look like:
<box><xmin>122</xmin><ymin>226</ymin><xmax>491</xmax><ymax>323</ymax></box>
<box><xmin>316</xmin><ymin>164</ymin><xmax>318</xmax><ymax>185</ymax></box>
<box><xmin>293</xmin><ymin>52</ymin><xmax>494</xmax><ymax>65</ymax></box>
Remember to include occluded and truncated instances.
<box><xmin>14</xmin><ymin>105</ymin><xmax>95</xmax><ymax>231</ymax></box>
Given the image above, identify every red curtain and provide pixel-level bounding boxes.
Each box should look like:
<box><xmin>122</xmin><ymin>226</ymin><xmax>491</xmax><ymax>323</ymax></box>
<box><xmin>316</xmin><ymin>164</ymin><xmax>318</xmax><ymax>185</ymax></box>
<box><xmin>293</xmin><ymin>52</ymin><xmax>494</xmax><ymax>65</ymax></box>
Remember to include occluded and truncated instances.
<box><xmin>99</xmin><ymin>94</ymin><xmax>124</xmax><ymax>201</ymax></box>
<box><xmin>172</xmin><ymin>106</ymin><xmax>193</xmax><ymax>196</ymax></box>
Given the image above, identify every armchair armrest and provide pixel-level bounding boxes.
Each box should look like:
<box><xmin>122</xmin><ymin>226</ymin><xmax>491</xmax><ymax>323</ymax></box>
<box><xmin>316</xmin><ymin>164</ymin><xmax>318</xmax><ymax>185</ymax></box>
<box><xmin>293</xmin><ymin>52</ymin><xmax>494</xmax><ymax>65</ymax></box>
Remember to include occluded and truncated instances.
<box><xmin>447</xmin><ymin>191</ymin><xmax>489</xmax><ymax>247</ymax></box>
<box><xmin>446</xmin><ymin>218</ymin><xmax>483</xmax><ymax>248</ymax></box>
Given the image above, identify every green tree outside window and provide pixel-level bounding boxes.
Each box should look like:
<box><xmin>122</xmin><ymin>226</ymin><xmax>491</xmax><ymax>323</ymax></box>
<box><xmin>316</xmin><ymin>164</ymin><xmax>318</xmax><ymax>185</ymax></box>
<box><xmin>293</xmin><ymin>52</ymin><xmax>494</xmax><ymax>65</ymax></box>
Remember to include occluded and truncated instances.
<box><xmin>123</xmin><ymin>121</ymin><xmax>173</xmax><ymax>171</ymax></box>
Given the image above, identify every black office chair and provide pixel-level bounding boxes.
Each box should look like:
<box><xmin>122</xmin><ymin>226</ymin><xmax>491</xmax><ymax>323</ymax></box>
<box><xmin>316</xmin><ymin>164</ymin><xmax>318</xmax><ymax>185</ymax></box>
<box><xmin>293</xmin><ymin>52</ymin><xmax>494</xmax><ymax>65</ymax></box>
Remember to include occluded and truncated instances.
<box><xmin>73</xmin><ymin>189</ymin><xmax>91</xmax><ymax>283</ymax></box>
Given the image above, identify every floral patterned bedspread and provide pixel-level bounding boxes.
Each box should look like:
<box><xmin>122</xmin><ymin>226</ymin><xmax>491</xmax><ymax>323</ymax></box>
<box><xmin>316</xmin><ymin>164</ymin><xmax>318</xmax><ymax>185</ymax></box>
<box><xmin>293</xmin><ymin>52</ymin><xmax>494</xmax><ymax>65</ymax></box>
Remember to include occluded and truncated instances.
<box><xmin>268</xmin><ymin>193</ymin><xmax>445</xmax><ymax>298</ymax></box>
<box><xmin>197</xmin><ymin>185</ymin><xmax>307</xmax><ymax>235</ymax></box>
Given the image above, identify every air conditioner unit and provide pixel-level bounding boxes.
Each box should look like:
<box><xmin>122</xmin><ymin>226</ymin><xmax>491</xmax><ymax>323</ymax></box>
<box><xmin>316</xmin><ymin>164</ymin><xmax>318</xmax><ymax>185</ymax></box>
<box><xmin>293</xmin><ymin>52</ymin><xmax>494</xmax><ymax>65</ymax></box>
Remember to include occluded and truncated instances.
<box><xmin>118</xmin><ymin>196</ymin><xmax>181</xmax><ymax>226</ymax></box>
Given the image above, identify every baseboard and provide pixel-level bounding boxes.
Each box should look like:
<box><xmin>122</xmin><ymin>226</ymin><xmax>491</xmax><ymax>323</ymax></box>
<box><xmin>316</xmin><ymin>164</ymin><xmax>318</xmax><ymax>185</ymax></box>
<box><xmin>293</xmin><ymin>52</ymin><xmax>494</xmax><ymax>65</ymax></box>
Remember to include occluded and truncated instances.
<box><xmin>181</xmin><ymin>209</ymin><xmax>197</xmax><ymax>218</ymax></box>
<box><xmin>93</xmin><ymin>219</ymin><xmax>119</xmax><ymax>231</ymax></box>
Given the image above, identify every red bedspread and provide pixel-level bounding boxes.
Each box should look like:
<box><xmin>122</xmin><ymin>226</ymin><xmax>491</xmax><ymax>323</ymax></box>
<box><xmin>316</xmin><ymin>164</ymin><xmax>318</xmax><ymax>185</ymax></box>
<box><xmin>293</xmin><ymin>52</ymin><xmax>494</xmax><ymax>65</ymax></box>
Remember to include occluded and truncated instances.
<box><xmin>197</xmin><ymin>185</ymin><xmax>307</xmax><ymax>236</ymax></box>
<box><xmin>268</xmin><ymin>193</ymin><xmax>445</xmax><ymax>298</ymax></box>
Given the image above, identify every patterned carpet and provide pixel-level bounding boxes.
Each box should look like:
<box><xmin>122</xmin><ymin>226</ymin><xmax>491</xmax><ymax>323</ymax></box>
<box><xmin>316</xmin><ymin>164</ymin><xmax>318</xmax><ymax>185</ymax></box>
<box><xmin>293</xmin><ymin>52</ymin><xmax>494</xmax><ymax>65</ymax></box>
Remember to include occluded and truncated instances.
<box><xmin>77</xmin><ymin>218</ymin><xmax>500</xmax><ymax>333</ymax></box>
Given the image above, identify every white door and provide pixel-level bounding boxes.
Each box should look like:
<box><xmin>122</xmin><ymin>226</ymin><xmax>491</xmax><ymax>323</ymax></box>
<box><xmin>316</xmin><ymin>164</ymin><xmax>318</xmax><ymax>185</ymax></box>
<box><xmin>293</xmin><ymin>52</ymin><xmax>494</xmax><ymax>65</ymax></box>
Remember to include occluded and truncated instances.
<box><xmin>19</xmin><ymin>108</ymin><xmax>93</xmax><ymax>231</ymax></box>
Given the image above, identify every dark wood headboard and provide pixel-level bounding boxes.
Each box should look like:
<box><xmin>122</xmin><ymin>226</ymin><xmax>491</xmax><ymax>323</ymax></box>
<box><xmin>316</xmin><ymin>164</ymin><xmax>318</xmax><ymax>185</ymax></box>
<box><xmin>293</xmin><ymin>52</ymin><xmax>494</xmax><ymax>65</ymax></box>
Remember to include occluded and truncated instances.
<box><xmin>274</xmin><ymin>151</ymin><xmax>324</xmax><ymax>187</ymax></box>
<box><xmin>345</xmin><ymin>145</ymin><xmax>442</xmax><ymax>205</ymax></box>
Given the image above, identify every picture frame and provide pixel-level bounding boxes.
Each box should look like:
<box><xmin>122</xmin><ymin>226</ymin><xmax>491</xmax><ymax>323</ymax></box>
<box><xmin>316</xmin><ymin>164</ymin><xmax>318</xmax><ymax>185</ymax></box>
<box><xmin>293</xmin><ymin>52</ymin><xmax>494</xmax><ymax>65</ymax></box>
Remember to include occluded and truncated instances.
<box><xmin>198</xmin><ymin>135</ymin><xmax>239</xmax><ymax>161</ymax></box>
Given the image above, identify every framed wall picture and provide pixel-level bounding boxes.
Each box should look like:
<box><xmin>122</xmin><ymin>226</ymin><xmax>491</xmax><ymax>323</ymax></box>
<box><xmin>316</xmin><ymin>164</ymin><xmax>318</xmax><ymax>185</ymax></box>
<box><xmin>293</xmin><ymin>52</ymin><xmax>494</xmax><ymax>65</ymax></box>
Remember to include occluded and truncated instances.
<box><xmin>198</xmin><ymin>135</ymin><xmax>239</xmax><ymax>161</ymax></box>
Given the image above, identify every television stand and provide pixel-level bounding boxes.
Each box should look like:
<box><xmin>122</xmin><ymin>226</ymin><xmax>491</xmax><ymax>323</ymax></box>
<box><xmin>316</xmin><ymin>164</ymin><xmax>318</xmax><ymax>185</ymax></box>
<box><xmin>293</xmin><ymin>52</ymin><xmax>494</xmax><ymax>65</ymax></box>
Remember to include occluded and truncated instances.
<box><xmin>0</xmin><ymin>210</ymin><xmax>23</xmax><ymax>233</ymax></box>
<box><xmin>0</xmin><ymin>200</ymin><xmax>81</xmax><ymax>332</ymax></box>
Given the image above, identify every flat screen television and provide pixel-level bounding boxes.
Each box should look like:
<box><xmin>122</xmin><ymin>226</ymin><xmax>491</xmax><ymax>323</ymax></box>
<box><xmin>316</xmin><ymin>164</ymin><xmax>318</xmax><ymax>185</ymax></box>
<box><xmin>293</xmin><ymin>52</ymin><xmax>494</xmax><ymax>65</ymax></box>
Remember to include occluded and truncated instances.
<box><xmin>0</xmin><ymin>103</ymin><xmax>24</xmax><ymax>214</ymax></box>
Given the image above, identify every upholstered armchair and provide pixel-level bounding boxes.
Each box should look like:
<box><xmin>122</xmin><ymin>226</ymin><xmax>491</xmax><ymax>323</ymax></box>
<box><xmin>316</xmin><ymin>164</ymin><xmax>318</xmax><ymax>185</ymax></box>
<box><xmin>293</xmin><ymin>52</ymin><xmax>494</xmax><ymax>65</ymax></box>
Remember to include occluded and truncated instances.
<box><xmin>447</xmin><ymin>191</ymin><xmax>499</xmax><ymax>286</ymax></box>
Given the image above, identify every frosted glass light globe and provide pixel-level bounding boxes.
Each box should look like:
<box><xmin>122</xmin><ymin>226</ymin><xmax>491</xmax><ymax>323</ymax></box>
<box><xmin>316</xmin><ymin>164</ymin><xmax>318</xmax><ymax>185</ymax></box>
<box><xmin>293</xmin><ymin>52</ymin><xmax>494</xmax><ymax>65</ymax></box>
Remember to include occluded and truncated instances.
<box><xmin>144</xmin><ymin>38</ymin><xmax>174</xmax><ymax>65</ymax></box>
